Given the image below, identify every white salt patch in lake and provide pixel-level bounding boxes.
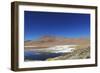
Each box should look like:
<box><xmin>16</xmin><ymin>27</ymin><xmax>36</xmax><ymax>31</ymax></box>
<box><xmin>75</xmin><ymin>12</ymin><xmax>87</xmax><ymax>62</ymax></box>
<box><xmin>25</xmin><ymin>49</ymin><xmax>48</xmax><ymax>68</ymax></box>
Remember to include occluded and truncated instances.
<box><xmin>25</xmin><ymin>45</ymin><xmax>77</xmax><ymax>53</ymax></box>
<box><xmin>46</xmin><ymin>45</ymin><xmax>77</xmax><ymax>53</ymax></box>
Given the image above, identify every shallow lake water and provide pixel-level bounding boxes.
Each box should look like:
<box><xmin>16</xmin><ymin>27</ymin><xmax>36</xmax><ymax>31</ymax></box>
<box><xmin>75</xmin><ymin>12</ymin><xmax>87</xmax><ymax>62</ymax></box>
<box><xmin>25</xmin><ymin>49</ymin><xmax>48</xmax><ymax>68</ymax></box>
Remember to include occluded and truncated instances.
<box><xmin>24</xmin><ymin>45</ymin><xmax>76</xmax><ymax>61</ymax></box>
<box><xmin>24</xmin><ymin>50</ymin><xmax>63</xmax><ymax>61</ymax></box>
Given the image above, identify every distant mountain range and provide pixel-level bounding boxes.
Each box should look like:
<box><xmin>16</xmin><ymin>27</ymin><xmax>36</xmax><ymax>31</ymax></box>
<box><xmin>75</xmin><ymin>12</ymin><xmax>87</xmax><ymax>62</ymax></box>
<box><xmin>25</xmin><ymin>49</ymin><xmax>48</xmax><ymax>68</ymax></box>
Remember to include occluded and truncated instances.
<box><xmin>24</xmin><ymin>35</ymin><xmax>90</xmax><ymax>49</ymax></box>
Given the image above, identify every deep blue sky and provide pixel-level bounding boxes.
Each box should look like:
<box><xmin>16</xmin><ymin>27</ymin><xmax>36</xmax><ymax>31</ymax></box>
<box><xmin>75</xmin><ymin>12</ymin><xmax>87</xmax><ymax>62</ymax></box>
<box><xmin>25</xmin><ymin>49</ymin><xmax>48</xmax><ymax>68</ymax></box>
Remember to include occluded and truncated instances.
<box><xmin>24</xmin><ymin>11</ymin><xmax>90</xmax><ymax>41</ymax></box>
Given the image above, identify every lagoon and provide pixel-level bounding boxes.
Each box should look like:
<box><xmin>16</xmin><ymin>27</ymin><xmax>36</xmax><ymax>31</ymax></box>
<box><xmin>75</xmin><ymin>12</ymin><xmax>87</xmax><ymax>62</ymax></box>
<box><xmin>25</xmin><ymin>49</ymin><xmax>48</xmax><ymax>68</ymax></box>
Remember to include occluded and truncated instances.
<box><xmin>24</xmin><ymin>45</ymin><xmax>76</xmax><ymax>61</ymax></box>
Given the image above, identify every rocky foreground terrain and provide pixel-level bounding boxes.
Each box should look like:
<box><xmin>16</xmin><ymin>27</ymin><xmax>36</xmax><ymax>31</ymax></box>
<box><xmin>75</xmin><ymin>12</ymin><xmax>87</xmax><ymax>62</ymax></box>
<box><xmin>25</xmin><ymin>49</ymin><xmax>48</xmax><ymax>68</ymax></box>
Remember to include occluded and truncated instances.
<box><xmin>46</xmin><ymin>46</ymin><xmax>90</xmax><ymax>61</ymax></box>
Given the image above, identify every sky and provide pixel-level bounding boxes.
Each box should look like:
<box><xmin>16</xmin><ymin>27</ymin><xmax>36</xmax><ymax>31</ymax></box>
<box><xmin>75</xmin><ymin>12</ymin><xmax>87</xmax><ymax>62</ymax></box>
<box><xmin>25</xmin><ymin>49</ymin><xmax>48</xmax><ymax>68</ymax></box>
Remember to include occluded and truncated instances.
<box><xmin>24</xmin><ymin>11</ymin><xmax>90</xmax><ymax>41</ymax></box>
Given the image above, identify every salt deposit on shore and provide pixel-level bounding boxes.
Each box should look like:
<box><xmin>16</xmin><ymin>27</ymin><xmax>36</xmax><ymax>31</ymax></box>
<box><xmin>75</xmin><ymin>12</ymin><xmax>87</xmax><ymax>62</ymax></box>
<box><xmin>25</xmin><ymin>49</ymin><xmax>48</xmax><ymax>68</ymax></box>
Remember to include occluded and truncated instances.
<box><xmin>25</xmin><ymin>45</ymin><xmax>77</xmax><ymax>53</ymax></box>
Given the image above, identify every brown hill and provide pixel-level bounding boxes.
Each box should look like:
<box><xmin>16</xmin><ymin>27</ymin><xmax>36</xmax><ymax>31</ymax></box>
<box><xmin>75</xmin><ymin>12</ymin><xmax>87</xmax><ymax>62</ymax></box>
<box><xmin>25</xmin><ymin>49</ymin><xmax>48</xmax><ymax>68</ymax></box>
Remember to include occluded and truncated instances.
<box><xmin>24</xmin><ymin>35</ymin><xmax>90</xmax><ymax>49</ymax></box>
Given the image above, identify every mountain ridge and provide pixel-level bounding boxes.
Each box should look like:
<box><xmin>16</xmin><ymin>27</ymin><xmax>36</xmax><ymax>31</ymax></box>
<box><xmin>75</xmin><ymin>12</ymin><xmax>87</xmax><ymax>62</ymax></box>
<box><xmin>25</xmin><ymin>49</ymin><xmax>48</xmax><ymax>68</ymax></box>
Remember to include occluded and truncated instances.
<box><xmin>24</xmin><ymin>35</ymin><xmax>90</xmax><ymax>49</ymax></box>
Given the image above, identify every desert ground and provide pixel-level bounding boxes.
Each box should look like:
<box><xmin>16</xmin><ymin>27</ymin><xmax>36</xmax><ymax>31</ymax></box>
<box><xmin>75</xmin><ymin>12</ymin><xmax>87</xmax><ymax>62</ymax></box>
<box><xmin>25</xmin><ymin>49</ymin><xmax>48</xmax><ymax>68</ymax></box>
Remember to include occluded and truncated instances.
<box><xmin>24</xmin><ymin>36</ymin><xmax>90</xmax><ymax>61</ymax></box>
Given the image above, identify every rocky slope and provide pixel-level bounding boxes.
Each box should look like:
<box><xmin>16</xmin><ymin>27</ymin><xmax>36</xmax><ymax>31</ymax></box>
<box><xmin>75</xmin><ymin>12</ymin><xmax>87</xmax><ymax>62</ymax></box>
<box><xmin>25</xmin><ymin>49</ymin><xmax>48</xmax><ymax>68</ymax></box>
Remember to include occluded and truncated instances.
<box><xmin>47</xmin><ymin>46</ymin><xmax>90</xmax><ymax>60</ymax></box>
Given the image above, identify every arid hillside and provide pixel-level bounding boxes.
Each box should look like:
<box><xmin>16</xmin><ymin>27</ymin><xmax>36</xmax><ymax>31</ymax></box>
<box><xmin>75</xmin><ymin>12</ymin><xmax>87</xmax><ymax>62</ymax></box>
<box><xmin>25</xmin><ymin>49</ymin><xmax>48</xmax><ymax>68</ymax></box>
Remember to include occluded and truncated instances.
<box><xmin>24</xmin><ymin>36</ymin><xmax>90</xmax><ymax>49</ymax></box>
